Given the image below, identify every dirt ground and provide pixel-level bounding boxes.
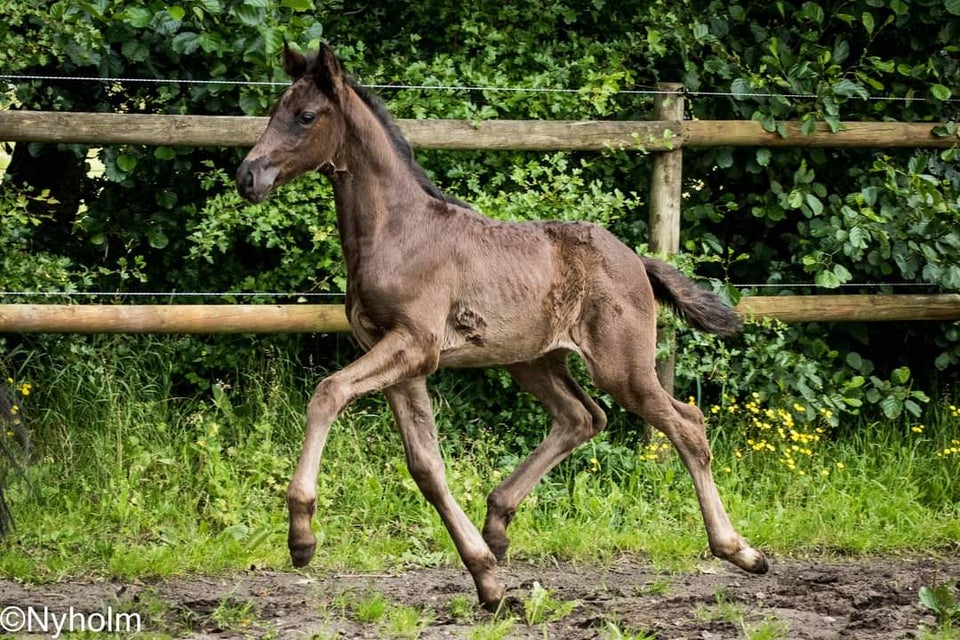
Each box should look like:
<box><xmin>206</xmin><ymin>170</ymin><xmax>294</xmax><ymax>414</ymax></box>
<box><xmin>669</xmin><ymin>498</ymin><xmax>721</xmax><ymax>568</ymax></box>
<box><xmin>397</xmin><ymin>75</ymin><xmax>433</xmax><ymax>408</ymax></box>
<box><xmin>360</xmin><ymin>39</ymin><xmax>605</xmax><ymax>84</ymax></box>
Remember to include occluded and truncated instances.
<box><xmin>0</xmin><ymin>555</ymin><xmax>957</xmax><ymax>639</ymax></box>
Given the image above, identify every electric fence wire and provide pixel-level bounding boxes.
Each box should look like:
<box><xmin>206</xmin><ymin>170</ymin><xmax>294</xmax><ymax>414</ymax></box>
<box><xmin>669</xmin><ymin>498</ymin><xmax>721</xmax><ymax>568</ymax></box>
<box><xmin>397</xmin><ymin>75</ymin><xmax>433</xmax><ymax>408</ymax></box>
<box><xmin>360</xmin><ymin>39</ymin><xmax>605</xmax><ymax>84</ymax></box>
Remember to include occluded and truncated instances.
<box><xmin>2</xmin><ymin>73</ymin><xmax>958</xmax><ymax>103</ymax></box>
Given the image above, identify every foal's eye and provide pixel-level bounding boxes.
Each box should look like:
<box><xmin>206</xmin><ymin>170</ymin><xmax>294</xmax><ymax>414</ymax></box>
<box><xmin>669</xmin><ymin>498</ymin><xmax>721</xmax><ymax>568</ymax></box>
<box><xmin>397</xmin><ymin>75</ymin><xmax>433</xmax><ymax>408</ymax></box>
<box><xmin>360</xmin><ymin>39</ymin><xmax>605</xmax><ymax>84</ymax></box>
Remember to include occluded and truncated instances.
<box><xmin>299</xmin><ymin>112</ymin><xmax>317</xmax><ymax>125</ymax></box>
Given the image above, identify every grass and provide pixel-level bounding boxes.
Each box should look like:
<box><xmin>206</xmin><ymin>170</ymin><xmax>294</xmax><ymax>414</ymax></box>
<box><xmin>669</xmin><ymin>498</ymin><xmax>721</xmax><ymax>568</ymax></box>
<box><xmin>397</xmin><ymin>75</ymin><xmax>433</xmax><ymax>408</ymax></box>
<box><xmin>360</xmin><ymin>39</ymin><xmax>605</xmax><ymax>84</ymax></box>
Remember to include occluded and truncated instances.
<box><xmin>1</xmin><ymin>334</ymin><xmax>959</xmax><ymax>586</ymax></box>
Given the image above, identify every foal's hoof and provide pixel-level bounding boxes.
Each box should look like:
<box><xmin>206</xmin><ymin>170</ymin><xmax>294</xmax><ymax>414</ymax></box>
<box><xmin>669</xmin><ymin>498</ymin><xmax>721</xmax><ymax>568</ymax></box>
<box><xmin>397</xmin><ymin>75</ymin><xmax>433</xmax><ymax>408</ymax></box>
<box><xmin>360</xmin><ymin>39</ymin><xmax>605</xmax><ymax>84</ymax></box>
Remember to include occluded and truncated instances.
<box><xmin>478</xmin><ymin>586</ymin><xmax>507</xmax><ymax>612</ymax></box>
<box><xmin>481</xmin><ymin>526</ymin><xmax>510</xmax><ymax>563</ymax></box>
<box><xmin>290</xmin><ymin>542</ymin><xmax>317</xmax><ymax>568</ymax></box>
<box><xmin>728</xmin><ymin>546</ymin><xmax>769</xmax><ymax>575</ymax></box>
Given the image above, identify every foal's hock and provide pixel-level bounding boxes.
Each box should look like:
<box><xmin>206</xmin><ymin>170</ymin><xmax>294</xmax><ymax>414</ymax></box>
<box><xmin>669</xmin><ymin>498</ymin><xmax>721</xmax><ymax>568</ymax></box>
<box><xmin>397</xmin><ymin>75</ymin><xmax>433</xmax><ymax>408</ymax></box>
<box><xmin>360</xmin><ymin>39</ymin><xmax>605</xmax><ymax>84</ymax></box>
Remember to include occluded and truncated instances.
<box><xmin>237</xmin><ymin>42</ymin><xmax>768</xmax><ymax>606</ymax></box>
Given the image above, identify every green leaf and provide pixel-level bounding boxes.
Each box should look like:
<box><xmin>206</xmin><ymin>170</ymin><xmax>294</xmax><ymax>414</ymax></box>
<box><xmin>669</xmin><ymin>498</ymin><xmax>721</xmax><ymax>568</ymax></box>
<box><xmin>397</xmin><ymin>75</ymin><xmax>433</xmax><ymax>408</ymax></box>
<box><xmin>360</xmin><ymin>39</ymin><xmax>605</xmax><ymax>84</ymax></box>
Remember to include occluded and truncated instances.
<box><xmin>715</xmin><ymin>148</ymin><xmax>733</xmax><ymax>169</ymax></box>
<box><xmin>171</xmin><ymin>32</ymin><xmax>200</xmax><ymax>55</ymax></box>
<box><xmin>234</xmin><ymin>5</ymin><xmax>263</xmax><ymax>26</ymax></box>
<box><xmin>946</xmin><ymin>0</ymin><xmax>960</xmax><ymax>15</ymax></box>
<box><xmin>832</xmin><ymin>79</ymin><xmax>869</xmax><ymax>100</ymax></box>
<box><xmin>832</xmin><ymin>40</ymin><xmax>850</xmax><ymax>64</ymax></box>
<box><xmin>787</xmin><ymin>189</ymin><xmax>803</xmax><ymax>209</ymax></box>
<box><xmin>116</xmin><ymin>153</ymin><xmax>138</xmax><ymax>172</ymax></box>
<box><xmin>123</xmin><ymin>6</ymin><xmax>153</xmax><ymax>28</ymax></box>
<box><xmin>239</xmin><ymin>91</ymin><xmax>265</xmax><ymax>115</ymax></box>
<box><xmin>832</xmin><ymin>263</ymin><xmax>852</xmax><ymax>283</ymax></box>
<box><xmin>919</xmin><ymin>582</ymin><xmax>958</xmax><ymax>617</ymax></box>
<box><xmin>281</xmin><ymin>0</ymin><xmax>313</xmax><ymax>8</ymax></box>
<box><xmin>930</xmin><ymin>84</ymin><xmax>952</xmax><ymax>101</ymax></box>
<box><xmin>891</xmin><ymin>366</ymin><xmax>911</xmax><ymax>385</ymax></box>
<box><xmin>167</xmin><ymin>6</ymin><xmax>186</xmax><ymax>21</ymax></box>
<box><xmin>862</xmin><ymin>12</ymin><xmax>875</xmax><ymax>35</ymax></box>
<box><xmin>846</xmin><ymin>352</ymin><xmax>863</xmax><ymax>370</ymax></box>
<box><xmin>935</xmin><ymin>352</ymin><xmax>952</xmax><ymax>370</ymax></box>
<box><xmin>815</xmin><ymin>269</ymin><xmax>841</xmax><ymax>288</ymax></box>
<box><xmin>198</xmin><ymin>0</ymin><xmax>222</xmax><ymax>14</ymax></box>
<box><xmin>756</xmin><ymin>148</ymin><xmax>771</xmax><ymax>167</ymax></box>
<box><xmin>904</xmin><ymin>399</ymin><xmax>922</xmax><ymax>418</ymax></box>
<box><xmin>147</xmin><ymin>228</ymin><xmax>169</xmax><ymax>249</ymax></box>
<box><xmin>197</xmin><ymin>33</ymin><xmax>223</xmax><ymax>53</ymax></box>
<box><xmin>731</xmin><ymin>78</ymin><xmax>752</xmax><ymax>99</ymax></box>
<box><xmin>156</xmin><ymin>190</ymin><xmax>178</xmax><ymax>209</ymax></box>
<box><xmin>880</xmin><ymin>395</ymin><xmax>902</xmax><ymax>419</ymax></box>
<box><xmin>154</xmin><ymin>147</ymin><xmax>177</xmax><ymax>161</ymax></box>
<box><xmin>804</xmin><ymin>193</ymin><xmax>823</xmax><ymax>215</ymax></box>
<box><xmin>848</xmin><ymin>226</ymin><xmax>868</xmax><ymax>248</ymax></box>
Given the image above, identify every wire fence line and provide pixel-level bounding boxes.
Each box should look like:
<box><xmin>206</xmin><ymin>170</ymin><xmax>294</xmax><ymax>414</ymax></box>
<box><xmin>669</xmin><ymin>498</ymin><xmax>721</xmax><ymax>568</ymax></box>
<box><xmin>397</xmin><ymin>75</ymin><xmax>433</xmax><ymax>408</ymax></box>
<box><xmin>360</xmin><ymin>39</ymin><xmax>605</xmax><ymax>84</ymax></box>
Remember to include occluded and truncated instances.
<box><xmin>2</xmin><ymin>73</ymin><xmax>955</xmax><ymax>103</ymax></box>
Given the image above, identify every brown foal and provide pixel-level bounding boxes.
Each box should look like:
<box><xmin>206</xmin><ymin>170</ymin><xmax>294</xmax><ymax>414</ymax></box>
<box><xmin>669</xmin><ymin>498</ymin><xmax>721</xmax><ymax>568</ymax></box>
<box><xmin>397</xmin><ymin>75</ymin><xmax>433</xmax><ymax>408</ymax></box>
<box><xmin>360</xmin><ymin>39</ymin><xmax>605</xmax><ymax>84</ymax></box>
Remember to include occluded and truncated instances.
<box><xmin>237</xmin><ymin>43</ymin><xmax>768</xmax><ymax>606</ymax></box>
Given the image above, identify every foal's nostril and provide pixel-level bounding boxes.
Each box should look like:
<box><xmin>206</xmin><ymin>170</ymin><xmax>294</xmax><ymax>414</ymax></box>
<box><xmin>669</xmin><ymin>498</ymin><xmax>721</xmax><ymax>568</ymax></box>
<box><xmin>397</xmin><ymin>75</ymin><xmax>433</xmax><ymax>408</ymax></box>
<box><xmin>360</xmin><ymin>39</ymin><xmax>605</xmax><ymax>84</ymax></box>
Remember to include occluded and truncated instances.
<box><xmin>236</xmin><ymin>156</ymin><xmax>278</xmax><ymax>203</ymax></box>
<box><xmin>236</xmin><ymin>161</ymin><xmax>258</xmax><ymax>198</ymax></box>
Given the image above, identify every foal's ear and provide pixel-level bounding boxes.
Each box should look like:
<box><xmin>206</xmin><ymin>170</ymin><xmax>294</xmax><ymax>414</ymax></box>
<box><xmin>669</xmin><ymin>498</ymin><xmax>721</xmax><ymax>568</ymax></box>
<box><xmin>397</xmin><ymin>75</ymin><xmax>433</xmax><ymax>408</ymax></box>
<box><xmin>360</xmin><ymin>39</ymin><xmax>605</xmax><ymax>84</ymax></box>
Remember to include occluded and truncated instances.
<box><xmin>313</xmin><ymin>43</ymin><xmax>345</xmax><ymax>98</ymax></box>
<box><xmin>282</xmin><ymin>41</ymin><xmax>308</xmax><ymax>78</ymax></box>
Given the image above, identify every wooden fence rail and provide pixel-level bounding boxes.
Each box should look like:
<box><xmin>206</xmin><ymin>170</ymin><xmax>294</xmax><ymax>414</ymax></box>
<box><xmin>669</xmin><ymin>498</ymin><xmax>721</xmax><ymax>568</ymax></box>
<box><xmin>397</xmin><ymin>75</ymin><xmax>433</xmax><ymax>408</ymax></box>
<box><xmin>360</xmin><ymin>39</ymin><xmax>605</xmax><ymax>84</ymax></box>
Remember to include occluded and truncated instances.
<box><xmin>1</xmin><ymin>296</ymin><xmax>958</xmax><ymax>334</ymax></box>
<box><xmin>0</xmin><ymin>110</ymin><xmax>954</xmax><ymax>150</ymax></box>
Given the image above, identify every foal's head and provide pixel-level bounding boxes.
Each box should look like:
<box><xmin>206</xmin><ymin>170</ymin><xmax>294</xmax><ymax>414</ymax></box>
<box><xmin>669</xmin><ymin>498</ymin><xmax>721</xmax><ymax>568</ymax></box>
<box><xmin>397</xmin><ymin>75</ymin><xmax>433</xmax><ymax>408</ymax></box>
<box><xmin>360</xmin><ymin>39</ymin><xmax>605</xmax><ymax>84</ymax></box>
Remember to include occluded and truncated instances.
<box><xmin>237</xmin><ymin>43</ymin><xmax>348</xmax><ymax>203</ymax></box>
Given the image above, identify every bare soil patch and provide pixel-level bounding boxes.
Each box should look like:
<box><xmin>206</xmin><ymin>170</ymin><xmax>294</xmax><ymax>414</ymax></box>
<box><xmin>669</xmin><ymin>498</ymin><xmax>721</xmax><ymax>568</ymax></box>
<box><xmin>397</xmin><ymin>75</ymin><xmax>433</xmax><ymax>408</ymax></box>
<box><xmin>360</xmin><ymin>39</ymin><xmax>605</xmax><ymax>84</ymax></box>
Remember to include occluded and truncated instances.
<box><xmin>0</xmin><ymin>555</ymin><xmax>957</xmax><ymax>638</ymax></box>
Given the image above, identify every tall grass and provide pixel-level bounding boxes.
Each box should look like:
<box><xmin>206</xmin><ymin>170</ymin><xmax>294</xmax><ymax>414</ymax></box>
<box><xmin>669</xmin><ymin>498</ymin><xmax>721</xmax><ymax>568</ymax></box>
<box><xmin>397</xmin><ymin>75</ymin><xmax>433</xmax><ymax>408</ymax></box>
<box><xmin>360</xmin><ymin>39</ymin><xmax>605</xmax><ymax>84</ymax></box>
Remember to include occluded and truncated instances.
<box><xmin>1</xmin><ymin>336</ymin><xmax>958</xmax><ymax>581</ymax></box>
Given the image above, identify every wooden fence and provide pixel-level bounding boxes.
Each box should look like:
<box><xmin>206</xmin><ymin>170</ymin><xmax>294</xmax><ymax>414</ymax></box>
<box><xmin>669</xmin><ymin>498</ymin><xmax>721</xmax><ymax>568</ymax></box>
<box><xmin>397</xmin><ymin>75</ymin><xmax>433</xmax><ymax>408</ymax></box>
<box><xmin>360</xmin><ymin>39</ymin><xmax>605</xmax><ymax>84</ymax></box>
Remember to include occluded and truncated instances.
<box><xmin>1</xmin><ymin>88</ymin><xmax>959</xmax><ymax>337</ymax></box>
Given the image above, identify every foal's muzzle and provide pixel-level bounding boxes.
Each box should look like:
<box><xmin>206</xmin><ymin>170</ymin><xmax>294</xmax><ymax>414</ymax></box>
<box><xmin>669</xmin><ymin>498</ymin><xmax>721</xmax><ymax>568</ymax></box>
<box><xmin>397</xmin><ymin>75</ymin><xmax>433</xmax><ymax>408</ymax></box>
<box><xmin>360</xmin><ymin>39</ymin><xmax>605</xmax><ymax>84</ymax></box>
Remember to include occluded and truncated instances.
<box><xmin>237</xmin><ymin>156</ymin><xmax>281</xmax><ymax>204</ymax></box>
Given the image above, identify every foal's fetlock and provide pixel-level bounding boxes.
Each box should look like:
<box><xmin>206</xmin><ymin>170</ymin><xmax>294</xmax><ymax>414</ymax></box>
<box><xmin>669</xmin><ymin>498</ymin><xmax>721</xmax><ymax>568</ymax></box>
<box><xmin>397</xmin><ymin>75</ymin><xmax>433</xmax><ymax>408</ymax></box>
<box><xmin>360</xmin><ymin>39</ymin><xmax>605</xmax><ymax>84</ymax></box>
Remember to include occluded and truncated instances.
<box><xmin>482</xmin><ymin>500</ymin><xmax>515</xmax><ymax>562</ymax></box>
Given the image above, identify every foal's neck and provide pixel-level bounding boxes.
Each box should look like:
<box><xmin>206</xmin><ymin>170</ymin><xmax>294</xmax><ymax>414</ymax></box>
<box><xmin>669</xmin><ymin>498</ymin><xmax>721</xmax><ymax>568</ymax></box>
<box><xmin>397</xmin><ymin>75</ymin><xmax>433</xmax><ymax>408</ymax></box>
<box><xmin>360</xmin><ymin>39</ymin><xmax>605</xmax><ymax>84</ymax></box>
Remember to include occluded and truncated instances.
<box><xmin>334</xmin><ymin>91</ymin><xmax>431</xmax><ymax>220</ymax></box>
<box><xmin>328</xmin><ymin>89</ymin><xmax>436</xmax><ymax>274</ymax></box>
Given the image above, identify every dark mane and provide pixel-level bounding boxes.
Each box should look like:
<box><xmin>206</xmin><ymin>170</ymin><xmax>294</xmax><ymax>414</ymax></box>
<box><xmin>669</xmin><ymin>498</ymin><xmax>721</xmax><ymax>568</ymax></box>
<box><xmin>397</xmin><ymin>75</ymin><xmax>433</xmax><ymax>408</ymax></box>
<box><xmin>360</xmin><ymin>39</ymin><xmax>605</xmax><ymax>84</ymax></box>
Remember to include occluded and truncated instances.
<box><xmin>304</xmin><ymin>53</ymin><xmax>469</xmax><ymax>208</ymax></box>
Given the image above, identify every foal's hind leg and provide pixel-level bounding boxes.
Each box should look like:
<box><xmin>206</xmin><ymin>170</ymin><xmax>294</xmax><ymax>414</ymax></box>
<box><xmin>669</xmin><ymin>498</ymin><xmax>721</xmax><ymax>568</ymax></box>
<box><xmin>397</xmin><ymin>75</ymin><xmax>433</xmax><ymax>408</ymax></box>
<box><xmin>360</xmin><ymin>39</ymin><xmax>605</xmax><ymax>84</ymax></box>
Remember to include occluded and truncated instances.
<box><xmin>384</xmin><ymin>378</ymin><xmax>502</xmax><ymax>607</ymax></box>
<box><xmin>583</xmin><ymin>318</ymin><xmax>768</xmax><ymax>574</ymax></box>
<box><xmin>482</xmin><ymin>351</ymin><xmax>606</xmax><ymax>561</ymax></box>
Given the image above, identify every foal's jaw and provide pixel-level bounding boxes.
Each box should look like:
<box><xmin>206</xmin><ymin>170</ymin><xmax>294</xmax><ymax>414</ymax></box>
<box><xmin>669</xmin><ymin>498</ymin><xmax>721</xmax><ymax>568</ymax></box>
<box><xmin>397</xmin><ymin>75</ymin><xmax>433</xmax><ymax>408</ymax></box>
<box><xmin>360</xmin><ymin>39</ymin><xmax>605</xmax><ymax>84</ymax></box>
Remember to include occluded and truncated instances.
<box><xmin>236</xmin><ymin>155</ymin><xmax>282</xmax><ymax>203</ymax></box>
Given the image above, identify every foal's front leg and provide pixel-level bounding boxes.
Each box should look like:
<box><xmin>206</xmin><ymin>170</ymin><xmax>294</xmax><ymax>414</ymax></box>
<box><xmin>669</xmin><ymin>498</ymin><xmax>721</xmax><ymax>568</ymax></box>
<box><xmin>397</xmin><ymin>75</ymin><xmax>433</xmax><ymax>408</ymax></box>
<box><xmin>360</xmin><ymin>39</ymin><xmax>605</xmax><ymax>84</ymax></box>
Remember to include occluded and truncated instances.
<box><xmin>385</xmin><ymin>379</ymin><xmax>502</xmax><ymax>607</ymax></box>
<box><xmin>287</xmin><ymin>329</ymin><xmax>437</xmax><ymax>568</ymax></box>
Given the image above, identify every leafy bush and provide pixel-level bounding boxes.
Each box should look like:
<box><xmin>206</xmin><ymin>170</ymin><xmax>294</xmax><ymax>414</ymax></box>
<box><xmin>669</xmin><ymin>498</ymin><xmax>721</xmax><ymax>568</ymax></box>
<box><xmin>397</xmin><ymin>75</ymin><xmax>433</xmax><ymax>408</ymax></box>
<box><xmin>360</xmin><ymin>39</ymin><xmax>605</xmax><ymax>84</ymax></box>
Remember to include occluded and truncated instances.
<box><xmin>0</xmin><ymin>0</ymin><xmax>958</xmax><ymax>429</ymax></box>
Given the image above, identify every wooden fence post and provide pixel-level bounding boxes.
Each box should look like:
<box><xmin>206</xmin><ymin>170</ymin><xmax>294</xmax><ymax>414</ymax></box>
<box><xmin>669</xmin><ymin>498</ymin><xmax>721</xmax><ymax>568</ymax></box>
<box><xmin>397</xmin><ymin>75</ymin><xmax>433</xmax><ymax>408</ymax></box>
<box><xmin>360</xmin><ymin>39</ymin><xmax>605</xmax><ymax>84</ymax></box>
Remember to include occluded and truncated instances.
<box><xmin>649</xmin><ymin>83</ymin><xmax>685</xmax><ymax>396</ymax></box>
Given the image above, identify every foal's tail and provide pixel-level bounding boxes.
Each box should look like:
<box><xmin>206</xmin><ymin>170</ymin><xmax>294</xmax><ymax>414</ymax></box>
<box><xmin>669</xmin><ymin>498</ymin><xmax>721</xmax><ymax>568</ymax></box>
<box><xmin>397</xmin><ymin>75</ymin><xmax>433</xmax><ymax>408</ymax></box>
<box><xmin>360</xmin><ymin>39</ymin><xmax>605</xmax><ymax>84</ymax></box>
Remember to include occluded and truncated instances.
<box><xmin>642</xmin><ymin>257</ymin><xmax>742</xmax><ymax>336</ymax></box>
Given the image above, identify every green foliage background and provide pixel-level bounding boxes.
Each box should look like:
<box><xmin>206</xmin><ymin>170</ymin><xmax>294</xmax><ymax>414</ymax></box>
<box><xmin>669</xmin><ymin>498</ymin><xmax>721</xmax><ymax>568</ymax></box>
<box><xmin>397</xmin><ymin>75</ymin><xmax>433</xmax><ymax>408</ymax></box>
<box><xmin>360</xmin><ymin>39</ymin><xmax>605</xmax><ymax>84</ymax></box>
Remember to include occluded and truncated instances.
<box><xmin>1</xmin><ymin>0</ymin><xmax>959</xmax><ymax>424</ymax></box>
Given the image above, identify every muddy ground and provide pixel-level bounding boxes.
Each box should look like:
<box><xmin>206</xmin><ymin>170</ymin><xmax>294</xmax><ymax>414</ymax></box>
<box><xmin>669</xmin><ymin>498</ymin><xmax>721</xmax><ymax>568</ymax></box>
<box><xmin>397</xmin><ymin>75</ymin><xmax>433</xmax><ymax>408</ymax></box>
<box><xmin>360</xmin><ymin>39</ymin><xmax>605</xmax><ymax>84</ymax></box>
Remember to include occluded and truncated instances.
<box><xmin>1</xmin><ymin>555</ymin><xmax>957</xmax><ymax>638</ymax></box>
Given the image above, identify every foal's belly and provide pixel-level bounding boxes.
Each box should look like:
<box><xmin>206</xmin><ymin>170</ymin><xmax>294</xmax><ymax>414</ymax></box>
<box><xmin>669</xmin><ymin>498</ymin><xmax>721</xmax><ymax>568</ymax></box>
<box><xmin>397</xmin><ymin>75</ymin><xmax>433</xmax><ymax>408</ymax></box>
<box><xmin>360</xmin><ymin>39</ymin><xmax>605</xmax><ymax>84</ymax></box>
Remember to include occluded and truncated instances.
<box><xmin>437</xmin><ymin>304</ymin><xmax>578</xmax><ymax>368</ymax></box>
